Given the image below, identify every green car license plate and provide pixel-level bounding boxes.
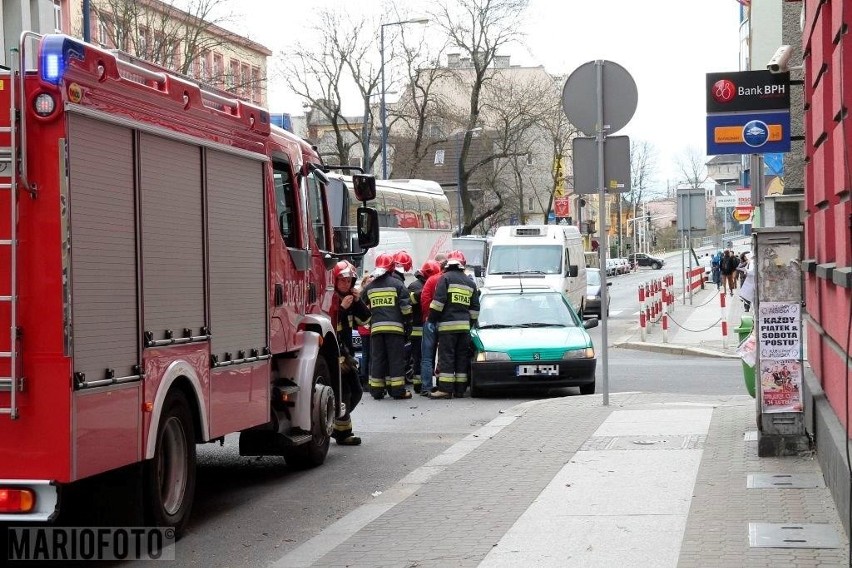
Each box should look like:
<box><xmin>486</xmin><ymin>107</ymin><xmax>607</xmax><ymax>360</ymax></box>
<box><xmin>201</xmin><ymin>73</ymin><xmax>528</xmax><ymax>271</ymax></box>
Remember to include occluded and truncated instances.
<box><xmin>516</xmin><ymin>364</ymin><xmax>558</xmax><ymax>376</ymax></box>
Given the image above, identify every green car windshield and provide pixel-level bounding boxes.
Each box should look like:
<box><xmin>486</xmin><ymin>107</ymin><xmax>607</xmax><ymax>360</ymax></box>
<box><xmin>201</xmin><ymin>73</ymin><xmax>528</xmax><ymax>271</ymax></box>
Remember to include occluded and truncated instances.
<box><xmin>477</xmin><ymin>292</ymin><xmax>577</xmax><ymax>328</ymax></box>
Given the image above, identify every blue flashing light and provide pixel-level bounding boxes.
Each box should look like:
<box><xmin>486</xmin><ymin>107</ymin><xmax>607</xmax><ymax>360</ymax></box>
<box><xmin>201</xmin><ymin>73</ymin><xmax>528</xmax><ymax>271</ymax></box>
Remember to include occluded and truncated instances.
<box><xmin>40</xmin><ymin>35</ymin><xmax>86</xmax><ymax>85</ymax></box>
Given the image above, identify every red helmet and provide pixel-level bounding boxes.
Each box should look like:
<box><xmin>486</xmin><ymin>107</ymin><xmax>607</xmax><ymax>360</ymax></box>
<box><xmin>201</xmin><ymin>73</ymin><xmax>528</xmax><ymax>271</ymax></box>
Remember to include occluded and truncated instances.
<box><xmin>333</xmin><ymin>260</ymin><xmax>357</xmax><ymax>281</ymax></box>
<box><xmin>374</xmin><ymin>252</ymin><xmax>395</xmax><ymax>272</ymax></box>
<box><xmin>420</xmin><ymin>260</ymin><xmax>441</xmax><ymax>279</ymax></box>
<box><xmin>446</xmin><ymin>250</ymin><xmax>466</xmax><ymax>268</ymax></box>
<box><xmin>393</xmin><ymin>250</ymin><xmax>413</xmax><ymax>272</ymax></box>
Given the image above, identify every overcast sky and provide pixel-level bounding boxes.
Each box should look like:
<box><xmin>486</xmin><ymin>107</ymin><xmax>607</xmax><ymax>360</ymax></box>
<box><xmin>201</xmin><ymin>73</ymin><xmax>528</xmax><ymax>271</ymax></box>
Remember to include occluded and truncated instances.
<box><xmin>226</xmin><ymin>0</ymin><xmax>743</xmax><ymax>193</ymax></box>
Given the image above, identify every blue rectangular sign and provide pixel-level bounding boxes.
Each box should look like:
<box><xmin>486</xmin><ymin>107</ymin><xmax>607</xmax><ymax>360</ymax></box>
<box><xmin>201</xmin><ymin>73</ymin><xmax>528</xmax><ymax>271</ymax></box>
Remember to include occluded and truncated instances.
<box><xmin>706</xmin><ymin>111</ymin><xmax>791</xmax><ymax>155</ymax></box>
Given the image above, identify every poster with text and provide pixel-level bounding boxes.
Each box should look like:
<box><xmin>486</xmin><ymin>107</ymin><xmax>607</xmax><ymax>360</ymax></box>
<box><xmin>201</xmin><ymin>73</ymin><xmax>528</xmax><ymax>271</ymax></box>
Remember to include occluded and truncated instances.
<box><xmin>760</xmin><ymin>359</ymin><xmax>803</xmax><ymax>413</ymax></box>
<box><xmin>758</xmin><ymin>302</ymin><xmax>800</xmax><ymax>360</ymax></box>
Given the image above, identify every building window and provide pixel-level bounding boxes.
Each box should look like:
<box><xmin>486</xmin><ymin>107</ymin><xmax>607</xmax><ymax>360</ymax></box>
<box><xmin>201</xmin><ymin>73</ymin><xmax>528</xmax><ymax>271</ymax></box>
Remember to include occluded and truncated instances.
<box><xmin>429</xmin><ymin>124</ymin><xmax>442</xmax><ymax>138</ymax></box>
<box><xmin>434</xmin><ymin>149</ymin><xmax>445</xmax><ymax>165</ymax></box>
<box><xmin>137</xmin><ymin>27</ymin><xmax>149</xmax><ymax>58</ymax></box>
<box><xmin>213</xmin><ymin>53</ymin><xmax>224</xmax><ymax>86</ymax></box>
<box><xmin>251</xmin><ymin>66</ymin><xmax>261</xmax><ymax>102</ymax></box>
<box><xmin>240</xmin><ymin>63</ymin><xmax>250</xmax><ymax>97</ymax></box>
<box><xmin>526</xmin><ymin>152</ymin><xmax>533</xmax><ymax>166</ymax></box>
<box><xmin>53</xmin><ymin>0</ymin><xmax>63</xmax><ymax>33</ymax></box>
<box><xmin>528</xmin><ymin>197</ymin><xmax>534</xmax><ymax>211</ymax></box>
<box><xmin>97</xmin><ymin>16</ymin><xmax>111</xmax><ymax>47</ymax></box>
<box><xmin>349</xmin><ymin>156</ymin><xmax>362</xmax><ymax>167</ymax></box>
<box><xmin>228</xmin><ymin>60</ymin><xmax>240</xmax><ymax>90</ymax></box>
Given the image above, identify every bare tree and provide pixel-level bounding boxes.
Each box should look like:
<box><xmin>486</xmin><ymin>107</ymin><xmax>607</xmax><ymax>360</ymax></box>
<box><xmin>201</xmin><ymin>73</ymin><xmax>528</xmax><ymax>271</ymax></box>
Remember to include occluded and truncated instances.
<box><xmin>431</xmin><ymin>0</ymin><xmax>530</xmax><ymax>235</ymax></box>
<box><xmin>676</xmin><ymin>146</ymin><xmax>708</xmax><ymax>188</ymax></box>
<box><xmin>280</xmin><ymin>9</ymin><xmax>369</xmax><ymax>166</ymax></box>
<box><xmin>629</xmin><ymin>139</ymin><xmax>658</xmax><ymax>207</ymax></box>
<box><xmin>484</xmin><ymin>73</ymin><xmax>559</xmax><ymax>227</ymax></box>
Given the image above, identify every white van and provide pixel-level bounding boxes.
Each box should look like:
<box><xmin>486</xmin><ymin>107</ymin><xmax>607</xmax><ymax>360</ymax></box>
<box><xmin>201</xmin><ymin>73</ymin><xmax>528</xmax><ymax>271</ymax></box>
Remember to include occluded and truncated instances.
<box><xmin>484</xmin><ymin>225</ymin><xmax>588</xmax><ymax>316</ymax></box>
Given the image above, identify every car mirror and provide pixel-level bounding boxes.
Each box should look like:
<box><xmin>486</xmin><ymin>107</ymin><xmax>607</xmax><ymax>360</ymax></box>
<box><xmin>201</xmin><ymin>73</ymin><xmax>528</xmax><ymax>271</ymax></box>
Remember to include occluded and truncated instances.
<box><xmin>583</xmin><ymin>318</ymin><xmax>599</xmax><ymax>329</ymax></box>
<box><xmin>567</xmin><ymin>264</ymin><xmax>579</xmax><ymax>277</ymax></box>
<box><xmin>356</xmin><ymin>207</ymin><xmax>380</xmax><ymax>249</ymax></box>
<box><xmin>606</xmin><ymin>282</ymin><xmax>612</xmax><ymax>286</ymax></box>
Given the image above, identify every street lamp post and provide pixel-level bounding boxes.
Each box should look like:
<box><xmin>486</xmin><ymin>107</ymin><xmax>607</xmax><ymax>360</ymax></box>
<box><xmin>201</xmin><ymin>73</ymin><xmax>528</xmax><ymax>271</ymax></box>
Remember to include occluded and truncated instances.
<box><xmin>379</xmin><ymin>18</ymin><xmax>428</xmax><ymax>180</ymax></box>
<box><xmin>456</xmin><ymin>127</ymin><xmax>482</xmax><ymax>236</ymax></box>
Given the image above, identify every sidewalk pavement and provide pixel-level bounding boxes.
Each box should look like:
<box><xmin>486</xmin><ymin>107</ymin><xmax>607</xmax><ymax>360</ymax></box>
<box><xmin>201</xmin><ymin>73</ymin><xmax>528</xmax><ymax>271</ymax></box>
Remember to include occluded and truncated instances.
<box><xmin>273</xmin><ymin>392</ymin><xmax>848</xmax><ymax>568</ymax></box>
<box><xmin>267</xmin><ymin>266</ymin><xmax>844</xmax><ymax>567</ymax></box>
<box><xmin>616</xmin><ymin>279</ymin><xmax>751</xmax><ymax>359</ymax></box>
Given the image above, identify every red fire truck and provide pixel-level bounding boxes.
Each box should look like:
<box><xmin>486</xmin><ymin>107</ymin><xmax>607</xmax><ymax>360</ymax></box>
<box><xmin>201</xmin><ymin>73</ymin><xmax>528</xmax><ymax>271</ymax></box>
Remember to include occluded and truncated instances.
<box><xmin>0</xmin><ymin>33</ymin><xmax>379</xmax><ymax>535</ymax></box>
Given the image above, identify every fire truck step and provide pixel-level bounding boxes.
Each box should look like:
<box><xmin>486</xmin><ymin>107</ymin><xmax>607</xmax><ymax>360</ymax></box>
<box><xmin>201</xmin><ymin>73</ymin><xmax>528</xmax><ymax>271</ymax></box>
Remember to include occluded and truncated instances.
<box><xmin>0</xmin><ymin>296</ymin><xmax>13</xmax><ymax>301</ymax></box>
<box><xmin>0</xmin><ymin>378</ymin><xmax>18</xmax><ymax>391</ymax></box>
<box><xmin>284</xmin><ymin>433</ymin><xmax>314</xmax><ymax>445</ymax></box>
<box><xmin>0</xmin><ymin>240</ymin><xmax>12</xmax><ymax>245</ymax></box>
<box><xmin>0</xmin><ymin>184</ymin><xmax>11</xmax><ymax>190</ymax></box>
<box><xmin>0</xmin><ymin>352</ymin><xmax>15</xmax><ymax>358</ymax></box>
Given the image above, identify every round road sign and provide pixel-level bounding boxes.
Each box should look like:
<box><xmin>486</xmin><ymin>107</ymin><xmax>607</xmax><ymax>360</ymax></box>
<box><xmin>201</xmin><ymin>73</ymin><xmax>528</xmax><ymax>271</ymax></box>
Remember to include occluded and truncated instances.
<box><xmin>562</xmin><ymin>60</ymin><xmax>638</xmax><ymax>137</ymax></box>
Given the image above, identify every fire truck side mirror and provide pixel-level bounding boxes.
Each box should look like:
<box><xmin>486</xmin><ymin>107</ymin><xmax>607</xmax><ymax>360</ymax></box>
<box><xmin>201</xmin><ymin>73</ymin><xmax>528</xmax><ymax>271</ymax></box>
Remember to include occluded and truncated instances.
<box><xmin>352</xmin><ymin>174</ymin><xmax>376</xmax><ymax>202</ymax></box>
<box><xmin>356</xmin><ymin>207</ymin><xmax>380</xmax><ymax>249</ymax></box>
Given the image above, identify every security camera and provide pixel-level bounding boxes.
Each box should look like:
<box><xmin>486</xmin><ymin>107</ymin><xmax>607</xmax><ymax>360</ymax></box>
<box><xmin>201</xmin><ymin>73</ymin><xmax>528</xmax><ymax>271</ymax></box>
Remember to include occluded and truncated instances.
<box><xmin>767</xmin><ymin>45</ymin><xmax>793</xmax><ymax>74</ymax></box>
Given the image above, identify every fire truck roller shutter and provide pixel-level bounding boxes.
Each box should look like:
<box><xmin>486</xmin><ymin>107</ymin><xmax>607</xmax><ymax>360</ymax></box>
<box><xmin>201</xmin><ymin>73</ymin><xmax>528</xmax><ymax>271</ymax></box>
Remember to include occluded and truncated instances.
<box><xmin>68</xmin><ymin>114</ymin><xmax>141</xmax><ymax>477</ymax></box>
<box><xmin>206</xmin><ymin>149</ymin><xmax>269</xmax><ymax>436</ymax></box>
<box><xmin>140</xmin><ymin>133</ymin><xmax>205</xmax><ymax>343</ymax></box>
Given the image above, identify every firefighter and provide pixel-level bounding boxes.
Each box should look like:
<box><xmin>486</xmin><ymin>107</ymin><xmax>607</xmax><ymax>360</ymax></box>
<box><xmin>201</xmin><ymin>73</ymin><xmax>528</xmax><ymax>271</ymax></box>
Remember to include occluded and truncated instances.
<box><xmin>428</xmin><ymin>250</ymin><xmax>479</xmax><ymax>399</ymax></box>
<box><xmin>393</xmin><ymin>250</ymin><xmax>415</xmax><ymax>384</ymax></box>
<box><xmin>364</xmin><ymin>252</ymin><xmax>413</xmax><ymax>399</ymax></box>
<box><xmin>330</xmin><ymin>261</ymin><xmax>371</xmax><ymax>445</ymax></box>
<box><xmin>407</xmin><ymin>261</ymin><xmax>432</xmax><ymax>393</ymax></box>
<box><xmin>416</xmin><ymin>260</ymin><xmax>443</xmax><ymax>395</ymax></box>
<box><xmin>393</xmin><ymin>250</ymin><xmax>413</xmax><ymax>282</ymax></box>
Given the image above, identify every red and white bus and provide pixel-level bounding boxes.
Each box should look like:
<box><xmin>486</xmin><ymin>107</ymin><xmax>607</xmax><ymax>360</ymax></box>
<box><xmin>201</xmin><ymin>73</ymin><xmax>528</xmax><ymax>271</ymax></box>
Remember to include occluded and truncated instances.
<box><xmin>0</xmin><ymin>33</ymin><xmax>378</xmax><ymax>534</ymax></box>
<box><xmin>327</xmin><ymin>174</ymin><xmax>453</xmax><ymax>274</ymax></box>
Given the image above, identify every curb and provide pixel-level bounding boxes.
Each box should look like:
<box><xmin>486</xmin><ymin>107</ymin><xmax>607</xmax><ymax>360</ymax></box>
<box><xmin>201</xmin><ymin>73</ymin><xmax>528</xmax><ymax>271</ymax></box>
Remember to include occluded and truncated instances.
<box><xmin>614</xmin><ymin>341</ymin><xmax>741</xmax><ymax>359</ymax></box>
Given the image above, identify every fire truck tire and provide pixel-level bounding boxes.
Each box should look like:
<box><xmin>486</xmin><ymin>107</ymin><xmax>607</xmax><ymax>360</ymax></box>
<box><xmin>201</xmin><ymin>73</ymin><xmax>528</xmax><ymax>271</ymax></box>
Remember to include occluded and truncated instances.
<box><xmin>284</xmin><ymin>357</ymin><xmax>334</xmax><ymax>470</ymax></box>
<box><xmin>143</xmin><ymin>390</ymin><xmax>197</xmax><ymax>537</ymax></box>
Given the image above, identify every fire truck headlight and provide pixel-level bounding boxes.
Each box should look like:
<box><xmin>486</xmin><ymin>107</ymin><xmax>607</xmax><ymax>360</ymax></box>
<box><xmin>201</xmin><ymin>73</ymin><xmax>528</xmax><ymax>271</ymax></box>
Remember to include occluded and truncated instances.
<box><xmin>34</xmin><ymin>93</ymin><xmax>56</xmax><ymax>117</ymax></box>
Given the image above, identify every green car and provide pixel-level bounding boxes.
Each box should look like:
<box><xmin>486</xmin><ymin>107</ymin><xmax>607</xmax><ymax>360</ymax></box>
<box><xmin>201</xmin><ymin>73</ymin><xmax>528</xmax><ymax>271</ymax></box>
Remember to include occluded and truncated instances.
<box><xmin>469</xmin><ymin>284</ymin><xmax>598</xmax><ymax>397</ymax></box>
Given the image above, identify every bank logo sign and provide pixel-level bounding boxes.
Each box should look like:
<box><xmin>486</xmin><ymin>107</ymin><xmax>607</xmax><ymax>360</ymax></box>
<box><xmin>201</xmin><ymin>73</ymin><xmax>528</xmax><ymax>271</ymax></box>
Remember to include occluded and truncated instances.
<box><xmin>705</xmin><ymin>70</ymin><xmax>791</xmax><ymax>155</ymax></box>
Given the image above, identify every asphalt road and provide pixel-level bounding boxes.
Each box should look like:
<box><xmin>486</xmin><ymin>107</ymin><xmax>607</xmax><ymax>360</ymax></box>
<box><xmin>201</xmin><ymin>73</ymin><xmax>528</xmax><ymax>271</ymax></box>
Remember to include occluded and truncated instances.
<box><xmin>19</xmin><ymin>249</ymin><xmax>748</xmax><ymax>568</ymax></box>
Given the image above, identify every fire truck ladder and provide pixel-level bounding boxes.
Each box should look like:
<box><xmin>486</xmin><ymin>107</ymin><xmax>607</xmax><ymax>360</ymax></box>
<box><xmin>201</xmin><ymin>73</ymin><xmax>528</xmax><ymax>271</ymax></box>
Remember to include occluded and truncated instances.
<box><xmin>0</xmin><ymin>46</ymin><xmax>25</xmax><ymax>419</ymax></box>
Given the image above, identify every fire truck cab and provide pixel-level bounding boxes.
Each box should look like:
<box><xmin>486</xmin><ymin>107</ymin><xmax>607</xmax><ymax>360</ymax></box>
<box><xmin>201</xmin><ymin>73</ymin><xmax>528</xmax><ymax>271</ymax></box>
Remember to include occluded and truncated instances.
<box><xmin>0</xmin><ymin>33</ymin><xmax>378</xmax><ymax>534</ymax></box>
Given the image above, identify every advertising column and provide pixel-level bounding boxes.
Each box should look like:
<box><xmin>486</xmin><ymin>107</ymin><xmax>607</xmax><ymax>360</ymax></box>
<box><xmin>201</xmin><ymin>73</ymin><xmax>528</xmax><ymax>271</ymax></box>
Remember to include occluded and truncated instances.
<box><xmin>753</xmin><ymin>227</ymin><xmax>809</xmax><ymax>456</ymax></box>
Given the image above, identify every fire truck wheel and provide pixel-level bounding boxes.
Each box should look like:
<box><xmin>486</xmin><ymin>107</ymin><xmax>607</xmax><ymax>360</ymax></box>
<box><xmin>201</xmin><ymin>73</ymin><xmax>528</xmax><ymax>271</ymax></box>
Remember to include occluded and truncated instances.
<box><xmin>284</xmin><ymin>357</ymin><xmax>335</xmax><ymax>470</ymax></box>
<box><xmin>144</xmin><ymin>390</ymin><xmax>197</xmax><ymax>537</ymax></box>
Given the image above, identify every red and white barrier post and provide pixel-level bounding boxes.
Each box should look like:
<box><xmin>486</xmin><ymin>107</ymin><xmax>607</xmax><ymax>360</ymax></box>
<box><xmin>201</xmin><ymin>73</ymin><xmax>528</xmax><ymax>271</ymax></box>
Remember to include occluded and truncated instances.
<box><xmin>720</xmin><ymin>290</ymin><xmax>729</xmax><ymax>348</ymax></box>
<box><xmin>662</xmin><ymin>287</ymin><xmax>669</xmax><ymax>343</ymax></box>
<box><xmin>639</xmin><ymin>285</ymin><xmax>646</xmax><ymax>341</ymax></box>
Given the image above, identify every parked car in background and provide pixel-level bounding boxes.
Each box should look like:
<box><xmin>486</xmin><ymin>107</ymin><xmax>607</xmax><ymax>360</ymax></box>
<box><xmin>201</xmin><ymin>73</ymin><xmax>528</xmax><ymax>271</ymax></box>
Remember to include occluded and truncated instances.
<box><xmin>585</xmin><ymin>268</ymin><xmax>611</xmax><ymax>317</ymax></box>
<box><xmin>605</xmin><ymin>258</ymin><xmax>618</xmax><ymax>277</ymax></box>
<box><xmin>628</xmin><ymin>252</ymin><xmax>665</xmax><ymax>270</ymax></box>
<box><xmin>615</xmin><ymin>258</ymin><xmax>631</xmax><ymax>274</ymax></box>
<box><xmin>469</xmin><ymin>284</ymin><xmax>598</xmax><ymax>396</ymax></box>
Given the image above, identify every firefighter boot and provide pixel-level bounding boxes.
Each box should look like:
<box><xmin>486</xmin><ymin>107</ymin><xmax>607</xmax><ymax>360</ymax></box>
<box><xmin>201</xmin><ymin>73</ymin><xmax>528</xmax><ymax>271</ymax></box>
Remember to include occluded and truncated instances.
<box><xmin>369</xmin><ymin>377</ymin><xmax>387</xmax><ymax>400</ymax></box>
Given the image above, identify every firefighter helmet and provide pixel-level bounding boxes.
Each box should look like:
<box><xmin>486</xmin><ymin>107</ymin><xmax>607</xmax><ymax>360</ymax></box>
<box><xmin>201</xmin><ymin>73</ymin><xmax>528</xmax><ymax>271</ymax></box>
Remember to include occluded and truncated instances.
<box><xmin>446</xmin><ymin>250</ymin><xmax>467</xmax><ymax>268</ymax></box>
<box><xmin>419</xmin><ymin>260</ymin><xmax>442</xmax><ymax>279</ymax></box>
<box><xmin>393</xmin><ymin>250</ymin><xmax>413</xmax><ymax>272</ymax></box>
<box><xmin>373</xmin><ymin>252</ymin><xmax>395</xmax><ymax>275</ymax></box>
<box><xmin>333</xmin><ymin>260</ymin><xmax>357</xmax><ymax>282</ymax></box>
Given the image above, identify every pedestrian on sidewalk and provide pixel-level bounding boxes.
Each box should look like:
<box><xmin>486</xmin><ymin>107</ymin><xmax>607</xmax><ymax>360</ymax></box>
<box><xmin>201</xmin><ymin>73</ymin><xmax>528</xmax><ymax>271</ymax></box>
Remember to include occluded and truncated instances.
<box><xmin>711</xmin><ymin>250</ymin><xmax>722</xmax><ymax>290</ymax></box>
<box><xmin>721</xmin><ymin>249</ymin><xmax>739</xmax><ymax>295</ymax></box>
<box><xmin>738</xmin><ymin>254</ymin><xmax>755</xmax><ymax>312</ymax></box>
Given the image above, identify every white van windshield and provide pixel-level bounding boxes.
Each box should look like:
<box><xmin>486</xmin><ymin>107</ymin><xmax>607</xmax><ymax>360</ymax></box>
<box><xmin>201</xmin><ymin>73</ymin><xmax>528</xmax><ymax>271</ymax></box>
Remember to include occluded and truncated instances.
<box><xmin>488</xmin><ymin>245</ymin><xmax>562</xmax><ymax>275</ymax></box>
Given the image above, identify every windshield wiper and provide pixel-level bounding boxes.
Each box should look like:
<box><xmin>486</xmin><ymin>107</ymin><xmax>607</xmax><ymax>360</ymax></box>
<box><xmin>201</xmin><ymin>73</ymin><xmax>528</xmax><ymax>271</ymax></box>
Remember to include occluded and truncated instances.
<box><xmin>517</xmin><ymin>323</ymin><xmax>564</xmax><ymax>328</ymax></box>
<box><xmin>477</xmin><ymin>324</ymin><xmax>514</xmax><ymax>329</ymax></box>
<box><xmin>517</xmin><ymin>270</ymin><xmax>546</xmax><ymax>275</ymax></box>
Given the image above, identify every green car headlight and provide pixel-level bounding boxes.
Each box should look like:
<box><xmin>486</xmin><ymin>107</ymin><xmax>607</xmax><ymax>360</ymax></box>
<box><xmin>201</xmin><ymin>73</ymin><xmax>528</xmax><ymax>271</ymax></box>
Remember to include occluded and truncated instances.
<box><xmin>562</xmin><ymin>348</ymin><xmax>594</xmax><ymax>360</ymax></box>
<box><xmin>476</xmin><ymin>351</ymin><xmax>511</xmax><ymax>362</ymax></box>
